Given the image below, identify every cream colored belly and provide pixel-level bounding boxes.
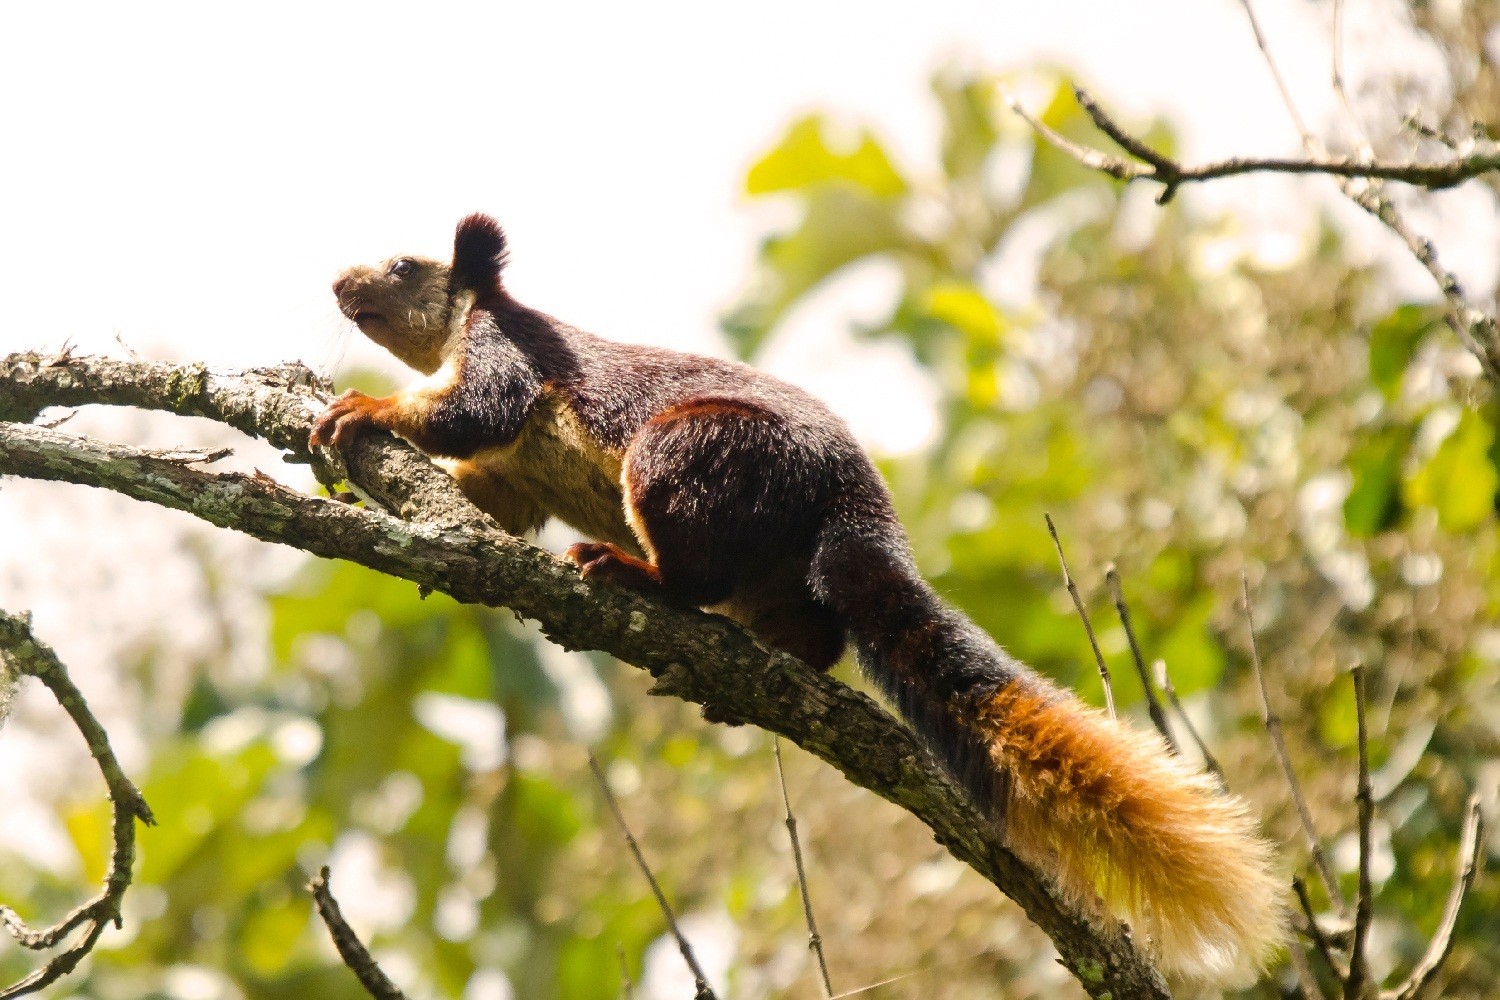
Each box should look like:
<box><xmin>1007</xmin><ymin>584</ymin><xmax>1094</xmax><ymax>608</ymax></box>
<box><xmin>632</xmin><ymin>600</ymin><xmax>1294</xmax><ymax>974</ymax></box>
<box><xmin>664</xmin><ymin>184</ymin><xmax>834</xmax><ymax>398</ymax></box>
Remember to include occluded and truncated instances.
<box><xmin>463</xmin><ymin>395</ymin><xmax>636</xmax><ymax>550</ymax></box>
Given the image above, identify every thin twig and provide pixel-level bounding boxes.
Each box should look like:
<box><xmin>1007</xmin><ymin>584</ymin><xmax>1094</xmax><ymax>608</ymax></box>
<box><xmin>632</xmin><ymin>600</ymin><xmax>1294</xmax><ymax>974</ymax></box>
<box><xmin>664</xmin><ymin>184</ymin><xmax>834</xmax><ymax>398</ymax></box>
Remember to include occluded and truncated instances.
<box><xmin>1104</xmin><ymin>566</ymin><xmax>1177</xmax><ymax>751</ymax></box>
<box><xmin>773</xmin><ymin>737</ymin><xmax>833</xmax><ymax>998</ymax></box>
<box><xmin>1008</xmin><ymin>63</ymin><xmax>1500</xmax><ymax>378</ymax></box>
<box><xmin>1234</xmin><ymin>0</ymin><xmax>1317</xmax><ymax>146</ymax></box>
<box><xmin>0</xmin><ymin>611</ymin><xmax>156</xmax><ymax>1000</ymax></box>
<box><xmin>1151</xmin><ymin>659</ymin><xmax>1225</xmax><ymax>786</ymax></box>
<box><xmin>1231</xmin><ymin>0</ymin><xmax>1500</xmax><ymax>379</ymax></box>
<box><xmin>1243</xmin><ymin>571</ymin><xmax>1346</xmax><ymax>911</ymax></box>
<box><xmin>1330</xmin><ymin>0</ymin><xmax>1374</xmax><ymax>158</ymax></box>
<box><xmin>1384</xmin><ymin>793</ymin><xmax>1486</xmax><ymax>1000</ymax></box>
<box><xmin>1012</xmin><ymin>85</ymin><xmax>1500</xmax><ymax>199</ymax></box>
<box><xmin>1294</xmin><ymin>875</ymin><xmax>1349</xmax><ymax>980</ymax></box>
<box><xmin>308</xmin><ymin>867</ymin><xmax>410</xmax><ymax>1000</ymax></box>
<box><xmin>1284</xmin><ymin>930</ymin><xmax>1327</xmax><ymax>1000</ymax></box>
<box><xmin>1044</xmin><ymin>514</ymin><xmax>1114</xmax><ymax>719</ymax></box>
<box><xmin>589</xmin><ymin>754</ymin><xmax>719</xmax><ymax>1000</ymax></box>
<box><xmin>618</xmin><ymin>944</ymin><xmax>637</xmax><ymax>1000</ymax></box>
<box><xmin>1346</xmin><ymin>666</ymin><xmax>1376</xmax><ymax>998</ymax></box>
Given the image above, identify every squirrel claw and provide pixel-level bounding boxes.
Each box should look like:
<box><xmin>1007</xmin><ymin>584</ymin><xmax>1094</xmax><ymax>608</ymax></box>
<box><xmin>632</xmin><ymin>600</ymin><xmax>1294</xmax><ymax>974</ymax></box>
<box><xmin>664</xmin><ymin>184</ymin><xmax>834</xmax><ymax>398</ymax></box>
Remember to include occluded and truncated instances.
<box><xmin>309</xmin><ymin>390</ymin><xmax>381</xmax><ymax>449</ymax></box>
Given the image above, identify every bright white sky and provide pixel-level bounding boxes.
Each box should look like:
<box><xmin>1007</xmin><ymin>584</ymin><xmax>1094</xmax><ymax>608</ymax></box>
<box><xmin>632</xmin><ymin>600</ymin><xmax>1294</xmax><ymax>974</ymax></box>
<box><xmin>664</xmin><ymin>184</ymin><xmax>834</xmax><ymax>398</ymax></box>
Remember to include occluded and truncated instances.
<box><xmin>3</xmin><ymin>0</ymin><xmax>1378</xmax><ymax>658</ymax></box>
<box><xmin>1</xmin><ymin>4</ymin><xmax>1496</xmax><ymax>990</ymax></box>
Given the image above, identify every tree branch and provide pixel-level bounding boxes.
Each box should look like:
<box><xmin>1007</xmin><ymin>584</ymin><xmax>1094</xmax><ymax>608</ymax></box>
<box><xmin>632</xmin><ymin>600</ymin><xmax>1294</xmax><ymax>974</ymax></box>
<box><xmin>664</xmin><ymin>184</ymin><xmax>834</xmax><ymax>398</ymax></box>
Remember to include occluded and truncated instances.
<box><xmin>0</xmin><ymin>351</ymin><xmax>1172</xmax><ymax>1000</ymax></box>
<box><xmin>1002</xmin><ymin>84</ymin><xmax>1500</xmax><ymax>380</ymax></box>
<box><xmin>1383</xmin><ymin>794</ymin><xmax>1486</xmax><ymax>1000</ymax></box>
<box><xmin>0</xmin><ymin>610</ymin><xmax>155</xmax><ymax>1000</ymax></box>
<box><xmin>1004</xmin><ymin>86</ymin><xmax>1500</xmax><ymax>202</ymax></box>
<box><xmin>308</xmin><ymin>867</ymin><xmax>411</xmax><ymax>1000</ymax></box>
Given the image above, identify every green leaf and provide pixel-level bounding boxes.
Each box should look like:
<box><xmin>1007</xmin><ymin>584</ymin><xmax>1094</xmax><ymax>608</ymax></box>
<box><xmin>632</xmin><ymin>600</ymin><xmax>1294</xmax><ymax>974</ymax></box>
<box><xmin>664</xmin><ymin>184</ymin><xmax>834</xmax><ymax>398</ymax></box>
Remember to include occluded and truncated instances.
<box><xmin>921</xmin><ymin>281</ymin><xmax>1003</xmax><ymax>347</ymax></box>
<box><xmin>1344</xmin><ymin>425</ymin><xmax>1414</xmax><ymax>536</ymax></box>
<box><xmin>746</xmin><ymin>115</ymin><xmax>907</xmax><ymax>198</ymax></box>
<box><xmin>1405</xmin><ymin>410</ymin><xmax>1499</xmax><ymax>532</ymax></box>
<box><xmin>932</xmin><ymin>70</ymin><xmax>999</xmax><ymax>182</ymax></box>
<box><xmin>723</xmin><ymin>186</ymin><xmax>907</xmax><ymax>358</ymax></box>
<box><xmin>1369</xmin><ymin>303</ymin><xmax>1441</xmax><ymax>399</ymax></box>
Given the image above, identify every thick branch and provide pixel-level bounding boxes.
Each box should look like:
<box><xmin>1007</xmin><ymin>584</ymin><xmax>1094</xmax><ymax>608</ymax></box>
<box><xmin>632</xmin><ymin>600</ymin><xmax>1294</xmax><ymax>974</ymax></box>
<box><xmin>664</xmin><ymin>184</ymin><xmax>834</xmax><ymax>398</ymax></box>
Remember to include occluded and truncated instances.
<box><xmin>0</xmin><ymin>352</ymin><xmax>1171</xmax><ymax>999</ymax></box>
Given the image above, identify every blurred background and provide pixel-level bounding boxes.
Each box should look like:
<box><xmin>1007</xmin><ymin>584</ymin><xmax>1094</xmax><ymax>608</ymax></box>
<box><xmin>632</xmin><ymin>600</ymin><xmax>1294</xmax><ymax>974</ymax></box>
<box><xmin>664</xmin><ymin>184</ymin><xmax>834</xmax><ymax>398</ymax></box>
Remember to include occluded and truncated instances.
<box><xmin>2</xmin><ymin>0</ymin><xmax>1499</xmax><ymax>997</ymax></box>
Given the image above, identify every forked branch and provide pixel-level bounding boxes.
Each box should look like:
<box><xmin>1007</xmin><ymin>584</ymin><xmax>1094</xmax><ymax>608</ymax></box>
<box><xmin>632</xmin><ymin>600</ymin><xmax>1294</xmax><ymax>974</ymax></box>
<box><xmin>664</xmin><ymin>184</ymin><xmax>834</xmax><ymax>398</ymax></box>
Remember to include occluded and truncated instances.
<box><xmin>0</xmin><ymin>611</ymin><xmax>156</xmax><ymax>1000</ymax></box>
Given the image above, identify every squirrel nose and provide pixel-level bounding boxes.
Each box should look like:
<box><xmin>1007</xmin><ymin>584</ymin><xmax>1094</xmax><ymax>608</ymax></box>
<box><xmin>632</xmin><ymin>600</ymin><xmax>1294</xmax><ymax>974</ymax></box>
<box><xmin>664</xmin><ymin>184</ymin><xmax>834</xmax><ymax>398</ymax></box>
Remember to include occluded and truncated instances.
<box><xmin>331</xmin><ymin>276</ymin><xmax>349</xmax><ymax>297</ymax></box>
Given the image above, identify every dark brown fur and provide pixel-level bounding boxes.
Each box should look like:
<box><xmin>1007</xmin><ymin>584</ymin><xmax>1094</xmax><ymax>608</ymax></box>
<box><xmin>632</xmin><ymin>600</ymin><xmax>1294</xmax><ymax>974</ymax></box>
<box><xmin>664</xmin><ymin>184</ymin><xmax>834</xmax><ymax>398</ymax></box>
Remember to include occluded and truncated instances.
<box><xmin>314</xmin><ymin>214</ymin><xmax>1283</xmax><ymax>981</ymax></box>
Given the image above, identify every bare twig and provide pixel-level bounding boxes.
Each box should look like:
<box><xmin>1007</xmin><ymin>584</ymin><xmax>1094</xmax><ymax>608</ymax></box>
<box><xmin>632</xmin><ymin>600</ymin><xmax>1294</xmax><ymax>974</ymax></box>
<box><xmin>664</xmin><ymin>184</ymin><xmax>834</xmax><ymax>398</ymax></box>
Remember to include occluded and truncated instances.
<box><xmin>1284</xmin><ymin>932</ymin><xmax>1327</xmax><ymax>1000</ymax></box>
<box><xmin>1294</xmin><ymin>875</ymin><xmax>1349</xmax><ymax>980</ymax></box>
<box><xmin>1009</xmin><ymin>85</ymin><xmax>1500</xmax><ymax>205</ymax></box>
<box><xmin>1230</xmin><ymin>0</ymin><xmax>1500</xmax><ymax>379</ymax></box>
<box><xmin>1005</xmin><ymin>61</ymin><xmax>1500</xmax><ymax>379</ymax></box>
<box><xmin>618</xmin><ymin>944</ymin><xmax>637</xmax><ymax>1000</ymax></box>
<box><xmin>589</xmin><ymin>755</ymin><xmax>718</xmax><ymax>1000</ymax></box>
<box><xmin>1346</xmin><ymin>666</ymin><xmax>1376</xmax><ymax>998</ymax></box>
<box><xmin>1233</xmin><ymin>0</ymin><xmax>1317</xmax><ymax>145</ymax></box>
<box><xmin>773</xmin><ymin>737</ymin><xmax>834</xmax><ymax>998</ymax></box>
<box><xmin>1384</xmin><ymin>793</ymin><xmax>1486</xmax><ymax>1000</ymax></box>
<box><xmin>1104</xmin><ymin>566</ymin><xmax>1177</xmax><ymax>752</ymax></box>
<box><xmin>1044</xmin><ymin>514</ymin><xmax>1114</xmax><ymax>718</ymax></box>
<box><xmin>308</xmin><ymin>867</ymin><xmax>410</xmax><ymax>1000</ymax></box>
<box><xmin>0</xmin><ymin>611</ymin><xmax>156</xmax><ymax>1000</ymax></box>
<box><xmin>1151</xmin><ymin>659</ymin><xmax>1225</xmax><ymax>786</ymax></box>
<box><xmin>1243</xmin><ymin>571</ymin><xmax>1346</xmax><ymax>911</ymax></box>
<box><xmin>1330</xmin><ymin>0</ymin><xmax>1374</xmax><ymax>158</ymax></box>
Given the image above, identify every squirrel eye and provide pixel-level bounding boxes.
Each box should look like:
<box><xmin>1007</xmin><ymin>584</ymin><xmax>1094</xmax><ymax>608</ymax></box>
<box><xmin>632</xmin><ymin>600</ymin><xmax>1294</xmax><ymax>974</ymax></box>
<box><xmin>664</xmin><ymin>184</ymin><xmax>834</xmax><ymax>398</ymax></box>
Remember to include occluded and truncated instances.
<box><xmin>388</xmin><ymin>258</ymin><xmax>416</xmax><ymax>278</ymax></box>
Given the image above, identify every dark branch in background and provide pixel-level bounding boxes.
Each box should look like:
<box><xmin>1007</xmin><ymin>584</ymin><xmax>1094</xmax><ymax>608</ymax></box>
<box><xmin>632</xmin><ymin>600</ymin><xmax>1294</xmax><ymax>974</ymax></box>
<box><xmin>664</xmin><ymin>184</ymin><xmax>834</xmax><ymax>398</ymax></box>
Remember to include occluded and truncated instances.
<box><xmin>1294</xmin><ymin>876</ymin><xmax>1348</xmax><ymax>981</ymax></box>
<box><xmin>773</xmin><ymin>737</ymin><xmax>833</xmax><ymax>998</ymax></box>
<box><xmin>1346</xmin><ymin>666</ymin><xmax>1376</xmax><ymax>998</ymax></box>
<box><xmin>1150</xmin><ymin>659</ymin><xmax>1226</xmax><ymax>788</ymax></box>
<box><xmin>1243</xmin><ymin>572</ymin><xmax>1346</xmax><ymax>912</ymax></box>
<box><xmin>1385</xmin><ymin>794</ymin><xmax>1485</xmax><ymax>1000</ymax></box>
<box><xmin>0</xmin><ymin>351</ymin><xmax>1174</xmax><ymax>1000</ymax></box>
<box><xmin>0</xmin><ymin>611</ymin><xmax>156</xmax><ymax>1000</ymax></box>
<box><xmin>589</xmin><ymin>755</ymin><xmax>718</xmax><ymax>1000</ymax></box>
<box><xmin>617</xmin><ymin>944</ymin><xmax>637</xmax><ymax>1000</ymax></box>
<box><xmin>1233</xmin><ymin>0</ymin><xmax>1500</xmax><ymax>379</ymax></box>
<box><xmin>1044</xmin><ymin>515</ymin><xmax>1115</xmax><ymax>719</ymax></box>
<box><xmin>308</xmin><ymin>867</ymin><xmax>410</xmax><ymax>1000</ymax></box>
<box><xmin>1104</xmin><ymin>566</ymin><xmax>1178</xmax><ymax>753</ymax></box>
<box><xmin>1002</xmin><ymin>85</ymin><xmax>1500</xmax><ymax>201</ymax></box>
<box><xmin>1003</xmin><ymin>79</ymin><xmax>1500</xmax><ymax>380</ymax></box>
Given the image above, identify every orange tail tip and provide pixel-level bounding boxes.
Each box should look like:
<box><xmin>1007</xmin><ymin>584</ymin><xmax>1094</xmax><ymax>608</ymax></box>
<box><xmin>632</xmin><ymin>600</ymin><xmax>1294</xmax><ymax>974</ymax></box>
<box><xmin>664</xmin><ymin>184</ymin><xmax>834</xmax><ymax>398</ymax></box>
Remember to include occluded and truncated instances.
<box><xmin>977</xmin><ymin>679</ymin><xmax>1286</xmax><ymax>984</ymax></box>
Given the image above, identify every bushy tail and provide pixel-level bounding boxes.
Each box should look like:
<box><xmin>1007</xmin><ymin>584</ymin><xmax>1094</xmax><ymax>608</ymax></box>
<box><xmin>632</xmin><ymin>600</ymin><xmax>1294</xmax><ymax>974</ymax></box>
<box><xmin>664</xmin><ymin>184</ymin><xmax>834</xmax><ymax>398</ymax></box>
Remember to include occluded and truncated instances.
<box><xmin>808</xmin><ymin>506</ymin><xmax>1285</xmax><ymax>984</ymax></box>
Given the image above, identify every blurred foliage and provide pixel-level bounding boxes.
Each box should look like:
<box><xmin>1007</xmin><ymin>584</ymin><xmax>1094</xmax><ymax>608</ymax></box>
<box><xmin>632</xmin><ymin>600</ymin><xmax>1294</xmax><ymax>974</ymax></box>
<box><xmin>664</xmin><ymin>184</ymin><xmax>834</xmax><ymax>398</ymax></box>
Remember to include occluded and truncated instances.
<box><xmin>5</xmin><ymin>24</ymin><xmax>1500</xmax><ymax>1000</ymax></box>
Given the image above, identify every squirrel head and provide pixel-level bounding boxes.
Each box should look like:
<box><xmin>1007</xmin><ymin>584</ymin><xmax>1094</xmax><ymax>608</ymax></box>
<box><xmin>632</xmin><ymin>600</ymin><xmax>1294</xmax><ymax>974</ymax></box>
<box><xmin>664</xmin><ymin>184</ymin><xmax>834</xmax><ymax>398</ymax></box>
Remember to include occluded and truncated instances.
<box><xmin>330</xmin><ymin>214</ymin><xmax>510</xmax><ymax>375</ymax></box>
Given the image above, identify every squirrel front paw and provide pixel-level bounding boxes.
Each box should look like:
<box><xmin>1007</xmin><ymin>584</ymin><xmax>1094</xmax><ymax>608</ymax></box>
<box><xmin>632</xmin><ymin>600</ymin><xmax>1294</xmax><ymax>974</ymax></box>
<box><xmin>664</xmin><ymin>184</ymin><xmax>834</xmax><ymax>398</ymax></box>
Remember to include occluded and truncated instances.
<box><xmin>309</xmin><ymin>389</ymin><xmax>391</xmax><ymax>448</ymax></box>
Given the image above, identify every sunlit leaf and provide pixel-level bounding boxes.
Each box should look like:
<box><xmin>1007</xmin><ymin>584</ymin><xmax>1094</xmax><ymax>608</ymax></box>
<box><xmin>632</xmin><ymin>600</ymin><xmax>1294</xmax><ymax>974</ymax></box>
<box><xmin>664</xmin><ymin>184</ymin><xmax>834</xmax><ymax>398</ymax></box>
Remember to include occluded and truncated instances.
<box><xmin>1405</xmin><ymin>410</ymin><xmax>1499</xmax><ymax>532</ymax></box>
<box><xmin>723</xmin><ymin>187</ymin><xmax>907</xmax><ymax>357</ymax></box>
<box><xmin>746</xmin><ymin>115</ymin><xmax>907</xmax><ymax>198</ymax></box>
<box><xmin>933</xmin><ymin>70</ymin><xmax>999</xmax><ymax>182</ymax></box>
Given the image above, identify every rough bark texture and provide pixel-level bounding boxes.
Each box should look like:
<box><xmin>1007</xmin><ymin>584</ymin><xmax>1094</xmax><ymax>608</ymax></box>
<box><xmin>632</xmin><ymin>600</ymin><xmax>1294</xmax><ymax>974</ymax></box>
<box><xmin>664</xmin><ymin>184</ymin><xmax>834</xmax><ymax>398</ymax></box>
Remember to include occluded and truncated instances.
<box><xmin>0</xmin><ymin>351</ymin><xmax>1171</xmax><ymax>999</ymax></box>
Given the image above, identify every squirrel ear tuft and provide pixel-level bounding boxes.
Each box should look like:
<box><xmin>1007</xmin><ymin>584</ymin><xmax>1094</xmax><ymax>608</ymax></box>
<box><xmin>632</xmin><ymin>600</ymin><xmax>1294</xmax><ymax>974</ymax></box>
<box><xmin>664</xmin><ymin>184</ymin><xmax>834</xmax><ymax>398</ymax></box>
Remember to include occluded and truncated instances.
<box><xmin>451</xmin><ymin>213</ymin><xmax>509</xmax><ymax>294</ymax></box>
